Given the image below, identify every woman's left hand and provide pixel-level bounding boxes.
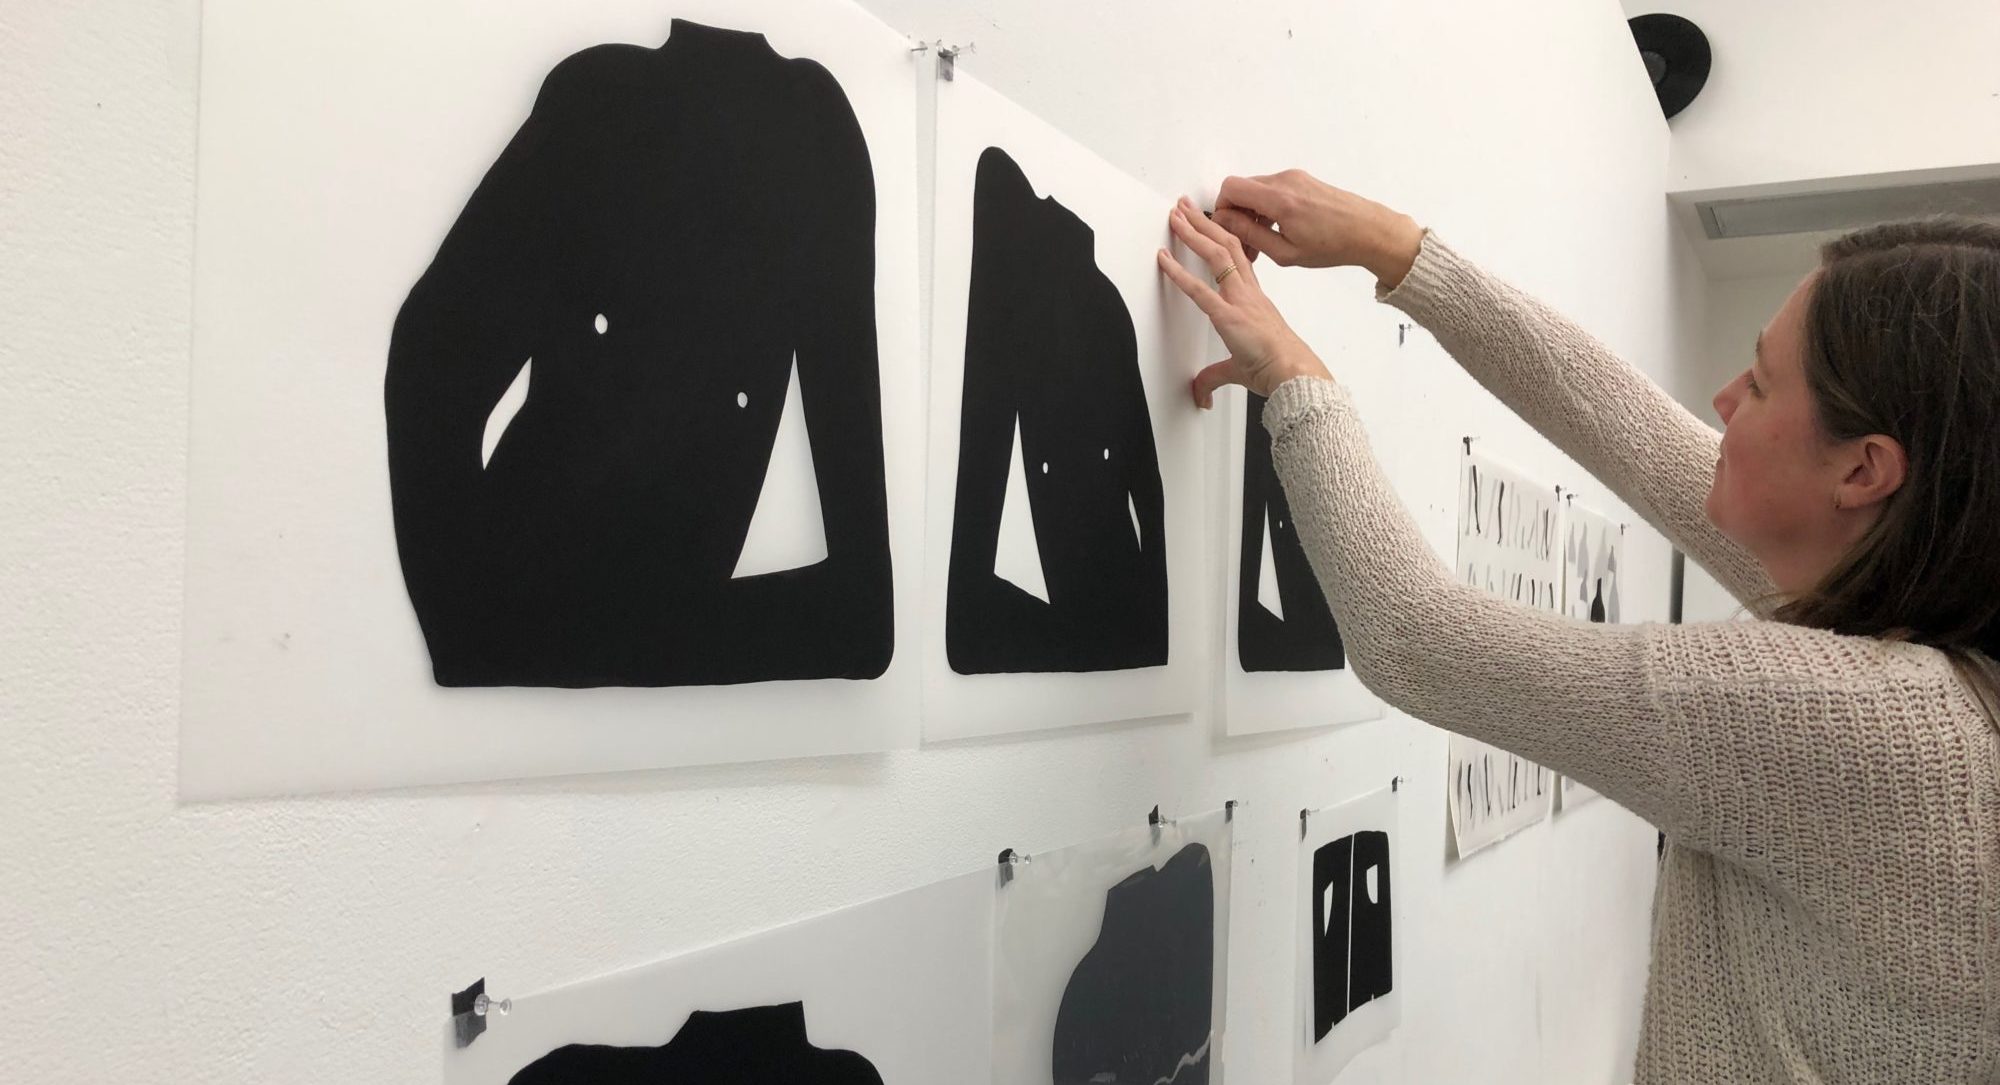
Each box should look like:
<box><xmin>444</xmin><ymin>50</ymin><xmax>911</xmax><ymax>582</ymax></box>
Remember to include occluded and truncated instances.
<box><xmin>1158</xmin><ymin>195</ymin><xmax>1333</xmax><ymax>408</ymax></box>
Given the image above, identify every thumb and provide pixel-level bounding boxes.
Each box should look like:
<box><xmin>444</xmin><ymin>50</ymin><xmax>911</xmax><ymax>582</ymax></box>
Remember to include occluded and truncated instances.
<box><xmin>1191</xmin><ymin>357</ymin><xmax>1246</xmax><ymax>410</ymax></box>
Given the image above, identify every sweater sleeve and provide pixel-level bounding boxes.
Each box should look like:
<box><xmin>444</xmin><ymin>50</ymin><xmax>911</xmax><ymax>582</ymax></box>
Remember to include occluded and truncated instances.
<box><xmin>1376</xmin><ymin>231</ymin><xmax>1774</xmax><ymax>608</ymax></box>
<box><xmin>1263</xmin><ymin>376</ymin><xmax>1981</xmax><ymax>870</ymax></box>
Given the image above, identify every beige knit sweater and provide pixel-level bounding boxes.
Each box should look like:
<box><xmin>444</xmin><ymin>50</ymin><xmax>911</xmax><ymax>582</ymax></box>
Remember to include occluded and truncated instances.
<box><xmin>1264</xmin><ymin>232</ymin><xmax>2000</xmax><ymax>1083</ymax></box>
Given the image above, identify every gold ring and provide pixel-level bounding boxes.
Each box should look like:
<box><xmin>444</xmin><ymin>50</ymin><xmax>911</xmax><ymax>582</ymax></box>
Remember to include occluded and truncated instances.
<box><xmin>1214</xmin><ymin>263</ymin><xmax>1238</xmax><ymax>286</ymax></box>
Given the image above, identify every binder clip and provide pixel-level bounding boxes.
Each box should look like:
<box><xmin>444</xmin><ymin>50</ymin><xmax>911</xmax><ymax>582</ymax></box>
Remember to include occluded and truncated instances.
<box><xmin>1299</xmin><ymin>807</ymin><xmax>1312</xmax><ymax>840</ymax></box>
<box><xmin>1390</xmin><ymin>775</ymin><xmax>1405</xmax><ymax>793</ymax></box>
<box><xmin>1461</xmin><ymin>435</ymin><xmax>1474</xmax><ymax>455</ymax></box>
<box><xmin>1224</xmin><ymin>799</ymin><xmax>1238</xmax><ymax>822</ymax></box>
<box><xmin>451</xmin><ymin>978</ymin><xmax>510</xmax><ymax>1048</ymax></box>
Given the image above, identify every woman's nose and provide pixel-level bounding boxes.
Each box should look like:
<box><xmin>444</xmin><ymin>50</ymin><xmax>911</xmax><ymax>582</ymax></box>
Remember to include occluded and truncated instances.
<box><xmin>1713</xmin><ymin>377</ymin><xmax>1740</xmax><ymax>425</ymax></box>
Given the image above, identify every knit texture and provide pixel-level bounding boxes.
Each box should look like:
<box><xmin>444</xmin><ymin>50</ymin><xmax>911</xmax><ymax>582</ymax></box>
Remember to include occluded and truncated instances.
<box><xmin>1263</xmin><ymin>232</ymin><xmax>2000</xmax><ymax>1083</ymax></box>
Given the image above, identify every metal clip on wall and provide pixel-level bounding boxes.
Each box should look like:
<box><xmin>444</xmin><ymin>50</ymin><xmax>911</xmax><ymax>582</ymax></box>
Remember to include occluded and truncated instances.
<box><xmin>451</xmin><ymin>978</ymin><xmax>510</xmax><ymax>1048</ymax></box>
<box><xmin>997</xmin><ymin>846</ymin><xmax>1030</xmax><ymax>886</ymax></box>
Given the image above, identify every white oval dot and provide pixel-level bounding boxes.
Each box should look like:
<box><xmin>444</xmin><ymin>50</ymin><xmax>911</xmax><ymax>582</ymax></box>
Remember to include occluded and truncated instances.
<box><xmin>1041</xmin><ymin>462</ymin><xmax>1049</xmax><ymax>475</ymax></box>
<box><xmin>593</xmin><ymin>313</ymin><xmax>608</xmax><ymax>335</ymax></box>
<box><xmin>1102</xmin><ymin>448</ymin><xmax>1110</xmax><ymax>460</ymax></box>
<box><xmin>736</xmin><ymin>392</ymin><xmax>748</xmax><ymax>409</ymax></box>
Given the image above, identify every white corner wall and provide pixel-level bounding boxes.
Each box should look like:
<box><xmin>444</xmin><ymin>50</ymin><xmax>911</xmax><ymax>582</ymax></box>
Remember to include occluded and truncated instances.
<box><xmin>1623</xmin><ymin>0</ymin><xmax>2000</xmax><ymax>192</ymax></box>
<box><xmin>3</xmin><ymin>2</ymin><xmax>1689</xmax><ymax>1082</ymax></box>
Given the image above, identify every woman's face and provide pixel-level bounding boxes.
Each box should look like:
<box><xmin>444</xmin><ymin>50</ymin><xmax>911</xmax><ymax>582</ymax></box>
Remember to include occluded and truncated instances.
<box><xmin>1704</xmin><ymin>273</ymin><xmax>1853</xmax><ymax>592</ymax></box>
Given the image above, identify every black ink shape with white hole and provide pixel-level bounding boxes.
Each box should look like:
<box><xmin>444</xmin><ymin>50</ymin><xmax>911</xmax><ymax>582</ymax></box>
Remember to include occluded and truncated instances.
<box><xmin>505</xmin><ymin>1002</ymin><xmax>882</xmax><ymax>1085</ymax></box>
<box><xmin>386</xmin><ymin>21</ymin><xmax>893</xmax><ymax>688</ymax></box>
<box><xmin>1239</xmin><ymin>392</ymin><xmax>1347</xmax><ymax>671</ymax></box>
<box><xmin>1053</xmin><ymin>843</ymin><xmax>1214</xmax><ymax>1085</ymax></box>
<box><xmin>944</xmin><ymin>147</ymin><xmax>1167</xmax><ymax>674</ymax></box>
<box><xmin>1312</xmin><ymin>830</ymin><xmax>1393</xmax><ymax>1041</ymax></box>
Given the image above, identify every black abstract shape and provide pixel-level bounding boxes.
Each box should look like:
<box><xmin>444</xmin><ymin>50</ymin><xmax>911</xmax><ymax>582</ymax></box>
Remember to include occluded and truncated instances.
<box><xmin>945</xmin><ymin>147</ymin><xmax>1167</xmax><ymax>674</ymax></box>
<box><xmin>506</xmin><ymin>1002</ymin><xmax>882</xmax><ymax>1085</ymax></box>
<box><xmin>1590</xmin><ymin>578</ymin><xmax>1607</xmax><ymax>622</ymax></box>
<box><xmin>1054</xmin><ymin>843</ymin><xmax>1214</xmax><ymax>1085</ymax></box>
<box><xmin>386</xmin><ymin>21</ymin><xmax>893</xmax><ymax>687</ymax></box>
<box><xmin>1312</xmin><ymin>830</ymin><xmax>1394</xmax><ymax>1041</ymax></box>
<box><xmin>1238</xmin><ymin>392</ymin><xmax>1346</xmax><ymax>671</ymax></box>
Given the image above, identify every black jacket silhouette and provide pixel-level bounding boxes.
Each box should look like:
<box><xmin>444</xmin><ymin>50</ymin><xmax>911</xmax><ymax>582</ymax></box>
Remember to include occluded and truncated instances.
<box><xmin>1053</xmin><ymin>843</ymin><xmax>1214</xmax><ymax>1085</ymax></box>
<box><xmin>387</xmin><ymin>21</ymin><xmax>893</xmax><ymax>688</ymax></box>
<box><xmin>1238</xmin><ymin>392</ymin><xmax>1347</xmax><ymax>671</ymax></box>
<box><xmin>945</xmin><ymin>147</ymin><xmax>1168</xmax><ymax>674</ymax></box>
<box><xmin>506</xmin><ymin>1003</ymin><xmax>882</xmax><ymax>1084</ymax></box>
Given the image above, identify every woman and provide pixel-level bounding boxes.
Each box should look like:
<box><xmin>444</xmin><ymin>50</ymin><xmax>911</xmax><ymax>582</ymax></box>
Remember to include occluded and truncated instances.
<box><xmin>1157</xmin><ymin>173</ymin><xmax>2000</xmax><ymax>1082</ymax></box>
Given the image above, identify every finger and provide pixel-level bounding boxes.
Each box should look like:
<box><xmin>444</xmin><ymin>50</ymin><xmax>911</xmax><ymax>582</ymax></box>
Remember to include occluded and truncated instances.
<box><xmin>1181</xmin><ymin>198</ymin><xmax>1249</xmax><ymax>262</ymax></box>
<box><xmin>1218</xmin><ymin>175</ymin><xmax>1291</xmax><ymax>219</ymax></box>
<box><xmin>1191</xmin><ymin>357</ymin><xmax>1245</xmax><ymax>410</ymax></box>
<box><xmin>1212</xmin><ymin>208</ymin><xmax>1301</xmax><ymax>265</ymax></box>
<box><xmin>1156</xmin><ymin>249</ymin><xmax>1227</xmax><ymax>320</ymax></box>
<box><xmin>1168</xmin><ymin>204</ymin><xmax>1233</xmax><ymax>274</ymax></box>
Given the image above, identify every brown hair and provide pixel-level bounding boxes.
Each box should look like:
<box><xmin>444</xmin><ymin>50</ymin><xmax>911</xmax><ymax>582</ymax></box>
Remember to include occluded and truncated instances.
<box><xmin>1773</xmin><ymin>215</ymin><xmax>2000</xmax><ymax>717</ymax></box>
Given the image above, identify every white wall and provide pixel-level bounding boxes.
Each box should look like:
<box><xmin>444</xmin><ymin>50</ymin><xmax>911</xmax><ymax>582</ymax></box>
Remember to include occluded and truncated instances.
<box><xmin>1</xmin><ymin>2</ymin><xmax>1685</xmax><ymax>1082</ymax></box>
<box><xmin>1624</xmin><ymin>0</ymin><xmax>2000</xmax><ymax>192</ymax></box>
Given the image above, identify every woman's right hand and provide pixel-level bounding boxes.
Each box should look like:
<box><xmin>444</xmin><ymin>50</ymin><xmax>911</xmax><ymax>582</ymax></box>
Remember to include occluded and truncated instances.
<box><xmin>1210</xmin><ymin>171</ymin><xmax>1425</xmax><ymax>289</ymax></box>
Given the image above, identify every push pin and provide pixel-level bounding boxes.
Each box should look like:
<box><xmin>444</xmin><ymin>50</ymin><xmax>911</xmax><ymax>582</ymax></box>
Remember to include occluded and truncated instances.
<box><xmin>1462</xmin><ymin>435</ymin><xmax>1474</xmax><ymax>455</ymax></box>
<box><xmin>1390</xmin><ymin>775</ymin><xmax>1405</xmax><ymax>793</ymax></box>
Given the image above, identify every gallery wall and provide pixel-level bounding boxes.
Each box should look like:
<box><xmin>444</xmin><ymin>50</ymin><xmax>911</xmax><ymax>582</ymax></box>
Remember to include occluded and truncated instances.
<box><xmin>2</xmin><ymin>1</ymin><xmax>1686</xmax><ymax>1082</ymax></box>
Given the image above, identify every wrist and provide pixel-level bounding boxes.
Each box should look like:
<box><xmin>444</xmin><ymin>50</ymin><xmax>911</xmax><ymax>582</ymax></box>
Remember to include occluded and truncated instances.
<box><xmin>1363</xmin><ymin>214</ymin><xmax>1424</xmax><ymax>290</ymax></box>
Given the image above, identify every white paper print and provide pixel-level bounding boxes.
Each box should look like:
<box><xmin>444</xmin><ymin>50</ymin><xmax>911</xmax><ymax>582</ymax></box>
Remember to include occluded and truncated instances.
<box><xmin>922</xmin><ymin>71</ymin><xmax>1210</xmax><ymax>741</ymax></box>
<box><xmin>181</xmin><ymin>0</ymin><xmax>926</xmax><ymax>797</ymax></box>
<box><xmin>1557</xmin><ymin>500</ymin><xmax>1624</xmax><ymax>808</ymax></box>
<box><xmin>443</xmin><ymin>871</ymin><xmax>992</xmax><ymax>1085</ymax></box>
<box><xmin>1448</xmin><ymin>449</ymin><xmax>1559</xmax><ymax>854</ymax></box>
<box><xmin>1295</xmin><ymin>786</ymin><xmax>1401</xmax><ymax>1085</ymax></box>
<box><xmin>993</xmin><ymin>810</ymin><xmax>1233</xmax><ymax>1085</ymax></box>
<box><xmin>1216</xmin><ymin>385</ymin><xmax>1383</xmax><ymax>736</ymax></box>
<box><xmin>1446</xmin><ymin>732</ymin><xmax>1554</xmax><ymax>857</ymax></box>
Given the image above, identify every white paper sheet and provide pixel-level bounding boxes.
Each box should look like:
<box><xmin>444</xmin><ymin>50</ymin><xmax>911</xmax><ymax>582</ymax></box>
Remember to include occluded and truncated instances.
<box><xmin>922</xmin><ymin>71</ymin><xmax>1211</xmax><ymax>741</ymax></box>
<box><xmin>1447</xmin><ymin>449</ymin><xmax>1557</xmax><ymax>856</ymax></box>
<box><xmin>993</xmin><ymin>809</ymin><xmax>1233</xmax><ymax>1085</ymax></box>
<box><xmin>1557</xmin><ymin>500</ymin><xmax>1624</xmax><ymax>809</ymax></box>
<box><xmin>442</xmin><ymin>870</ymin><xmax>992</xmax><ymax>1084</ymax></box>
<box><xmin>1295</xmin><ymin>786</ymin><xmax>1401</xmax><ymax>1085</ymax></box>
<box><xmin>1216</xmin><ymin>385</ymin><xmax>1383</xmax><ymax>736</ymax></box>
<box><xmin>182</xmin><ymin>0</ymin><xmax>926</xmax><ymax>797</ymax></box>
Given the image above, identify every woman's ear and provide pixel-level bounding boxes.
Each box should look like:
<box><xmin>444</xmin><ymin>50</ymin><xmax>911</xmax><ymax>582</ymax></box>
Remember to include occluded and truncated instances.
<box><xmin>1833</xmin><ymin>433</ymin><xmax>1908</xmax><ymax>511</ymax></box>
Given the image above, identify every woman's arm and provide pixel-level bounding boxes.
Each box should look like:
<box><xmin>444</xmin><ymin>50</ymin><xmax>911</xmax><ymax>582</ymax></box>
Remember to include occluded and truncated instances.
<box><xmin>1380</xmin><ymin>231</ymin><xmax>1773</xmax><ymax>606</ymax></box>
<box><xmin>1265</xmin><ymin>376</ymin><xmax>1978</xmax><ymax>875</ymax></box>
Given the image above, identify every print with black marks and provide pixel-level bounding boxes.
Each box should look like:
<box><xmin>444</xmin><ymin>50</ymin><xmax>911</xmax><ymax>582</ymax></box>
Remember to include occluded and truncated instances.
<box><xmin>1054</xmin><ymin>843</ymin><xmax>1214</xmax><ymax>1085</ymax></box>
<box><xmin>1311</xmin><ymin>831</ymin><xmax>1394</xmax><ymax>1042</ymax></box>
<box><xmin>387</xmin><ymin>20</ymin><xmax>893</xmax><ymax>688</ymax></box>
<box><xmin>1239</xmin><ymin>393</ymin><xmax>1347</xmax><ymax>672</ymax></box>
<box><xmin>945</xmin><ymin>146</ymin><xmax>1168</xmax><ymax>674</ymax></box>
<box><xmin>506</xmin><ymin>1002</ymin><xmax>882</xmax><ymax>1085</ymax></box>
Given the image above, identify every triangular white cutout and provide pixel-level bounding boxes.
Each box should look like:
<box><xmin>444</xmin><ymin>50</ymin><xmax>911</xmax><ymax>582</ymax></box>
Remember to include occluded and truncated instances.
<box><xmin>994</xmin><ymin>416</ymin><xmax>1049</xmax><ymax>604</ymax></box>
<box><xmin>481</xmin><ymin>358</ymin><xmax>532</xmax><ymax>469</ymax></box>
<box><xmin>1322</xmin><ymin>882</ymin><xmax>1335</xmax><ymax>935</ymax></box>
<box><xmin>733</xmin><ymin>354</ymin><xmax>828</xmax><ymax>579</ymax></box>
<box><xmin>1128</xmin><ymin>492</ymin><xmax>1142</xmax><ymax>548</ymax></box>
<box><xmin>1257</xmin><ymin>508</ymin><xmax>1285</xmax><ymax>621</ymax></box>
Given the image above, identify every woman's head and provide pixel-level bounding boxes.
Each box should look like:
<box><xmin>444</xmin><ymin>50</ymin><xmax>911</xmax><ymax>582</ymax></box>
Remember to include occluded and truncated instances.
<box><xmin>1706</xmin><ymin>214</ymin><xmax>2000</xmax><ymax>669</ymax></box>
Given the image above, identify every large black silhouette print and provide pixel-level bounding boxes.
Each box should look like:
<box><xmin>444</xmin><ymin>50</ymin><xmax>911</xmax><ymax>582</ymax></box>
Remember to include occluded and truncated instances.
<box><xmin>1053</xmin><ymin>843</ymin><xmax>1214</xmax><ymax>1085</ymax></box>
<box><xmin>1312</xmin><ymin>831</ymin><xmax>1393</xmax><ymax>1041</ymax></box>
<box><xmin>1239</xmin><ymin>392</ymin><xmax>1347</xmax><ymax>671</ymax></box>
<box><xmin>386</xmin><ymin>21</ymin><xmax>893</xmax><ymax>688</ymax></box>
<box><xmin>506</xmin><ymin>1002</ymin><xmax>883</xmax><ymax>1084</ymax></box>
<box><xmin>945</xmin><ymin>147</ymin><xmax>1168</xmax><ymax>675</ymax></box>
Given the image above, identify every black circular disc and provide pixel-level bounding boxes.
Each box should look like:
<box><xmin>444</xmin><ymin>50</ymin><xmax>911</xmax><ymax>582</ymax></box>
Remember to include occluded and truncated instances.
<box><xmin>1628</xmin><ymin>13</ymin><xmax>1711</xmax><ymax>119</ymax></box>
